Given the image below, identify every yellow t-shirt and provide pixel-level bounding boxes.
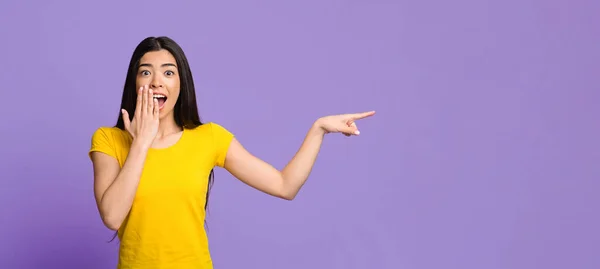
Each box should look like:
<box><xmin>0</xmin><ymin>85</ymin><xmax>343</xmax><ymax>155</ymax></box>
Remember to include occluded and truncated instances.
<box><xmin>89</xmin><ymin>122</ymin><xmax>234</xmax><ymax>269</ymax></box>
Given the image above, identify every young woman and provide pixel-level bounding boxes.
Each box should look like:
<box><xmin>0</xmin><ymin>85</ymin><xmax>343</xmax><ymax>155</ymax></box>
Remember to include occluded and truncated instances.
<box><xmin>89</xmin><ymin>36</ymin><xmax>375</xmax><ymax>269</ymax></box>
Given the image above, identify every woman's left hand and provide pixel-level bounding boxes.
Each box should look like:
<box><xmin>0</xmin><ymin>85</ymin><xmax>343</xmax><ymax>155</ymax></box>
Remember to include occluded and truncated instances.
<box><xmin>316</xmin><ymin>110</ymin><xmax>376</xmax><ymax>136</ymax></box>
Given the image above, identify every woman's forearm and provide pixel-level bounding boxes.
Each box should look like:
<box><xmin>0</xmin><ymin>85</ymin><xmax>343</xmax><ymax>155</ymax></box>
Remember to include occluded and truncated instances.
<box><xmin>280</xmin><ymin>120</ymin><xmax>327</xmax><ymax>199</ymax></box>
<box><xmin>99</xmin><ymin>141</ymin><xmax>149</xmax><ymax>230</ymax></box>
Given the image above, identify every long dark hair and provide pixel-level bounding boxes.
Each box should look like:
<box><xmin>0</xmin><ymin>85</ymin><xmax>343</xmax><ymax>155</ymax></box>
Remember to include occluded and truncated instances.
<box><xmin>109</xmin><ymin>36</ymin><xmax>214</xmax><ymax>241</ymax></box>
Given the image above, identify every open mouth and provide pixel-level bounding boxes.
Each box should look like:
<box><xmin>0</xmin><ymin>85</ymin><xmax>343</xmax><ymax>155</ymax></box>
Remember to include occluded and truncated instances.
<box><xmin>153</xmin><ymin>94</ymin><xmax>167</xmax><ymax>109</ymax></box>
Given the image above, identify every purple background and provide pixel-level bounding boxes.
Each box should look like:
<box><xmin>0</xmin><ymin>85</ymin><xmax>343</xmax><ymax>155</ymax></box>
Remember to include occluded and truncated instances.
<box><xmin>1</xmin><ymin>0</ymin><xmax>599</xmax><ymax>268</ymax></box>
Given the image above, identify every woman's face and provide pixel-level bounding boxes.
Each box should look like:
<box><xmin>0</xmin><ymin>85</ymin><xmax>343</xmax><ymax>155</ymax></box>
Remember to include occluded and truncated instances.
<box><xmin>136</xmin><ymin>49</ymin><xmax>180</xmax><ymax>120</ymax></box>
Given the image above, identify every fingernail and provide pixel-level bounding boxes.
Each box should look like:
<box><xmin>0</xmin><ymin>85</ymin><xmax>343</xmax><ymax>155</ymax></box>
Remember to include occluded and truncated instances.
<box><xmin>355</xmin><ymin>130</ymin><xmax>360</xmax><ymax>135</ymax></box>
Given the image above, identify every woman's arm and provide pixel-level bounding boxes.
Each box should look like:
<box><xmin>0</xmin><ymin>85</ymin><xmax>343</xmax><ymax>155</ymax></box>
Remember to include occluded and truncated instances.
<box><xmin>224</xmin><ymin>121</ymin><xmax>324</xmax><ymax>200</ymax></box>
<box><xmin>92</xmin><ymin>86</ymin><xmax>159</xmax><ymax>230</ymax></box>
<box><xmin>91</xmin><ymin>141</ymin><xmax>150</xmax><ymax>230</ymax></box>
<box><xmin>223</xmin><ymin>111</ymin><xmax>375</xmax><ymax>200</ymax></box>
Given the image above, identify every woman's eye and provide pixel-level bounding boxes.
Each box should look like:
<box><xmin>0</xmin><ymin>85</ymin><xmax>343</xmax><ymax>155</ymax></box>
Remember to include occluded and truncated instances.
<box><xmin>165</xmin><ymin>71</ymin><xmax>174</xmax><ymax>76</ymax></box>
<box><xmin>141</xmin><ymin>70</ymin><xmax>150</xmax><ymax>76</ymax></box>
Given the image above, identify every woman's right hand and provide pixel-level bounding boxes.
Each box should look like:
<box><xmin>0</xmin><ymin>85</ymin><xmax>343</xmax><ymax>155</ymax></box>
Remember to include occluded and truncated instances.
<box><xmin>121</xmin><ymin>85</ymin><xmax>160</xmax><ymax>148</ymax></box>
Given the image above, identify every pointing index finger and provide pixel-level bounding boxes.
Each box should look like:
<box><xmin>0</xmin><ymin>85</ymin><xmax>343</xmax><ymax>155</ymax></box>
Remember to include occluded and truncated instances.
<box><xmin>350</xmin><ymin>110</ymin><xmax>376</xmax><ymax>120</ymax></box>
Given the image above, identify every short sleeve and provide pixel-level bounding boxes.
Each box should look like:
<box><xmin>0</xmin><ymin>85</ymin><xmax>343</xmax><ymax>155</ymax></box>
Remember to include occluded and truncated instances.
<box><xmin>89</xmin><ymin>127</ymin><xmax>118</xmax><ymax>160</ymax></box>
<box><xmin>209</xmin><ymin>122</ymin><xmax>234</xmax><ymax>167</ymax></box>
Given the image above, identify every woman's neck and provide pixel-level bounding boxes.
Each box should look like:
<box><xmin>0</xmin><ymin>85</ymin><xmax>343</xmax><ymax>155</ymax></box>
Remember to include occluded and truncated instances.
<box><xmin>156</xmin><ymin>117</ymin><xmax>182</xmax><ymax>139</ymax></box>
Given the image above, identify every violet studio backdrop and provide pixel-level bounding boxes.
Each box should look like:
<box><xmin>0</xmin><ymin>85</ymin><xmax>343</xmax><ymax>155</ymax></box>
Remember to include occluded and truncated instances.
<box><xmin>0</xmin><ymin>1</ymin><xmax>599</xmax><ymax>269</ymax></box>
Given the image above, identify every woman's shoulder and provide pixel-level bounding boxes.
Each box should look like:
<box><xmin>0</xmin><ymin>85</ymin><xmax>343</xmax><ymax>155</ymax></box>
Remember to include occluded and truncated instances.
<box><xmin>90</xmin><ymin>126</ymin><xmax>131</xmax><ymax>145</ymax></box>
<box><xmin>89</xmin><ymin>126</ymin><xmax>131</xmax><ymax>161</ymax></box>
<box><xmin>92</xmin><ymin>126</ymin><xmax>128</xmax><ymax>137</ymax></box>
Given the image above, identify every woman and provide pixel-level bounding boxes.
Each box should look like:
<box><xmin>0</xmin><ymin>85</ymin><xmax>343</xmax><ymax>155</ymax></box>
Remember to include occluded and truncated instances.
<box><xmin>89</xmin><ymin>36</ymin><xmax>375</xmax><ymax>269</ymax></box>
